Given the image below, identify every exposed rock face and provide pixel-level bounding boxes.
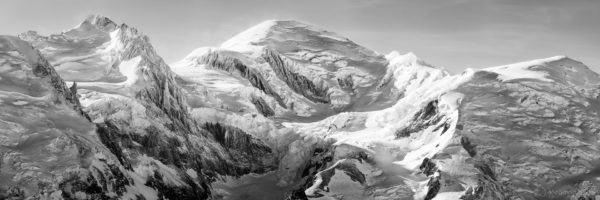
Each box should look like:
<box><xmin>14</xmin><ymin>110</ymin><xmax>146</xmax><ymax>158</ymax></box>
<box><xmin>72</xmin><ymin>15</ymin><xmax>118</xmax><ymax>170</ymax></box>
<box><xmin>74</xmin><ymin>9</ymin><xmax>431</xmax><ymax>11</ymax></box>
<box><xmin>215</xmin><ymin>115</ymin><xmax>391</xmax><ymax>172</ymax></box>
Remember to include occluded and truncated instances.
<box><xmin>262</xmin><ymin>48</ymin><xmax>331</xmax><ymax>104</ymax></box>
<box><xmin>395</xmin><ymin>99</ymin><xmax>447</xmax><ymax>138</ymax></box>
<box><xmin>198</xmin><ymin>49</ymin><xmax>286</xmax><ymax>109</ymax></box>
<box><xmin>250</xmin><ymin>95</ymin><xmax>275</xmax><ymax>117</ymax></box>
<box><xmin>202</xmin><ymin>122</ymin><xmax>274</xmax><ymax>173</ymax></box>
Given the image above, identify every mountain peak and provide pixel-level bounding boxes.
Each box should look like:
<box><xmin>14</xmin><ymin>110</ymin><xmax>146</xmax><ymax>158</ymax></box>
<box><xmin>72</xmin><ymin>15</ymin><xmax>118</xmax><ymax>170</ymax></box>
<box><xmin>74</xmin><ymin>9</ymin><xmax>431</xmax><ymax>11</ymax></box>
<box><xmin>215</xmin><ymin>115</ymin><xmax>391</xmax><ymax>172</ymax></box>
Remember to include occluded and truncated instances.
<box><xmin>78</xmin><ymin>14</ymin><xmax>118</xmax><ymax>31</ymax></box>
<box><xmin>20</xmin><ymin>15</ymin><xmax>121</xmax><ymax>40</ymax></box>
<box><xmin>220</xmin><ymin>19</ymin><xmax>353</xmax><ymax>51</ymax></box>
<box><xmin>486</xmin><ymin>55</ymin><xmax>566</xmax><ymax>70</ymax></box>
<box><xmin>220</xmin><ymin>20</ymin><xmax>278</xmax><ymax>49</ymax></box>
<box><xmin>483</xmin><ymin>55</ymin><xmax>600</xmax><ymax>85</ymax></box>
<box><xmin>386</xmin><ymin>51</ymin><xmax>417</xmax><ymax>61</ymax></box>
<box><xmin>483</xmin><ymin>55</ymin><xmax>569</xmax><ymax>82</ymax></box>
<box><xmin>385</xmin><ymin>51</ymin><xmax>444</xmax><ymax>71</ymax></box>
<box><xmin>220</xmin><ymin>19</ymin><xmax>382</xmax><ymax>64</ymax></box>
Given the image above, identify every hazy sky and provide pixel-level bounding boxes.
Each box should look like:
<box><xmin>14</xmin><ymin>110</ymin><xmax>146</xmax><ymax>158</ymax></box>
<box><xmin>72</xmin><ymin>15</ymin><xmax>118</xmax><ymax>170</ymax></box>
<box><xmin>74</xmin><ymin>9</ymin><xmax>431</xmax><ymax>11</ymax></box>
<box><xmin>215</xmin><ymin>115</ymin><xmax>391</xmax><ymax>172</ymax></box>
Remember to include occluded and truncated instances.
<box><xmin>2</xmin><ymin>0</ymin><xmax>599</xmax><ymax>73</ymax></box>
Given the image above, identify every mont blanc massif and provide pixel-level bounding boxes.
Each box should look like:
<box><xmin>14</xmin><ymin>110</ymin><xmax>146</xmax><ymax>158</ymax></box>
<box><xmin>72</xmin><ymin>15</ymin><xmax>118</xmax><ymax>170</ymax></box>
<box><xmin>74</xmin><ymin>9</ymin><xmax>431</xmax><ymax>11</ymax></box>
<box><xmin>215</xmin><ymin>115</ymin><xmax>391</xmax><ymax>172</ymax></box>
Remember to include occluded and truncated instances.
<box><xmin>1</xmin><ymin>15</ymin><xmax>600</xmax><ymax>200</ymax></box>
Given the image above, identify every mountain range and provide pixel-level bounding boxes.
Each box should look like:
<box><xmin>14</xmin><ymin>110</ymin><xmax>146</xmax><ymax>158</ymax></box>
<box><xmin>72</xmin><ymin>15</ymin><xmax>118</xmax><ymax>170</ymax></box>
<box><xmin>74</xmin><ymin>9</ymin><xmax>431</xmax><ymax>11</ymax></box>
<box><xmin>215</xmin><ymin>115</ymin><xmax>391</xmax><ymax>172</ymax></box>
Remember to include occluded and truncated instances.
<box><xmin>1</xmin><ymin>15</ymin><xmax>599</xmax><ymax>200</ymax></box>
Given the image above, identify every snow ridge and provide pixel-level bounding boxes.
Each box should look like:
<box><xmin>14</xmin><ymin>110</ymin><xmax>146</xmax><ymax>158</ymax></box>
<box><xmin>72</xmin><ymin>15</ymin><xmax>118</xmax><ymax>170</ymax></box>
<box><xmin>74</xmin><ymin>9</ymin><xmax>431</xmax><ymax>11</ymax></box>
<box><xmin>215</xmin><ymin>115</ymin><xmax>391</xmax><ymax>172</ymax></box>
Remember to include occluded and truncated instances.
<box><xmin>483</xmin><ymin>55</ymin><xmax>567</xmax><ymax>82</ymax></box>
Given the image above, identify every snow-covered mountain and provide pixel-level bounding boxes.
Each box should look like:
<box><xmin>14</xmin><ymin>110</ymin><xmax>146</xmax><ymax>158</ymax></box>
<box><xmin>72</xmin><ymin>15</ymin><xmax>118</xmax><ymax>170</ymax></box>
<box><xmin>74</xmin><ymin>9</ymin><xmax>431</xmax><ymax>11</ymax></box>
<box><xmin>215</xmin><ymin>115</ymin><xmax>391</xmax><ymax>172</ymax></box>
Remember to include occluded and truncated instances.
<box><xmin>13</xmin><ymin>15</ymin><xmax>276</xmax><ymax>199</ymax></box>
<box><xmin>2</xmin><ymin>15</ymin><xmax>600</xmax><ymax>200</ymax></box>
<box><xmin>172</xmin><ymin>20</ymin><xmax>447</xmax><ymax>121</ymax></box>
<box><xmin>0</xmin><ymin>35</ymin><xmax>147</xmax><ymax>199</ymax></box>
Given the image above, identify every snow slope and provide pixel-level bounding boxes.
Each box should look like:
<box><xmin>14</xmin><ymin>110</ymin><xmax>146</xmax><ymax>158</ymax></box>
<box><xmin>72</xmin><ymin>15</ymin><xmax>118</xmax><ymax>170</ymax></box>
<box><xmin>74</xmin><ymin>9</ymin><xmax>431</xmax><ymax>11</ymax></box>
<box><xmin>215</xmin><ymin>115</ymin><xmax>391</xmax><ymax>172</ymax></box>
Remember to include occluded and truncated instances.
<box><xmin>483</xmin><ymin>55</ymin><xmax>566</xmax><ymax>82</ymax></box>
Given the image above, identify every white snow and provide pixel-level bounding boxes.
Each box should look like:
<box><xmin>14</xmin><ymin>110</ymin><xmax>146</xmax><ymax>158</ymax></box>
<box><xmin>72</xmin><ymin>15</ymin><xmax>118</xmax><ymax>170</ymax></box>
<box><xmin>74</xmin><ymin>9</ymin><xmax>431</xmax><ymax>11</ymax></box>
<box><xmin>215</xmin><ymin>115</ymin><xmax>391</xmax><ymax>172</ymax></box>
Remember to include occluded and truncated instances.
<box><xmin>384</xmin><ymin>51</ymin><xmax>450</xmax><ymax>95</ymax></box>
<box><xmin>63</xmin><ymin>55</ymin><xmax>143</xmax><ymax>96</ymax></box>
<box><xmin>106</xmin><ymin>29</ymin><xmax>124</xmax><ymax>51</ymax></box>
<box><xmin>186</xmin><ymin>169</ymin><xmax>198</xmax><ymax>179</ymax></box>
<box><xmin>484</xmin><ymin>55</ymin><xmax>566</xmax><ymax>82</ymax></box>
<box><xmin>221</xmin><ymin>20</ymin><xmax>349</xmax><ymax>51</ymax></box>
<box><xmin>172</xmin><ymin>61</ymin><xmax>248</xmax><ymax>92</ymax></box>
<box><xmin>221</xmin><ymin>20</ymin><xmax>276</xmax><ymax>51</ymax></box>
<box><xmin>178</xmin><ymin>47</ymin><xmax>212</xmax><ymax>62</ymax></box>
<box><xmin>119</xmin><ymin>56</ymin><xmax>142</xmax><ymax>85</ymax></box>
<box><xmin>432</xmin><ymin>191</ymin><xmax>467</xmax><ymax>200</ymax></box>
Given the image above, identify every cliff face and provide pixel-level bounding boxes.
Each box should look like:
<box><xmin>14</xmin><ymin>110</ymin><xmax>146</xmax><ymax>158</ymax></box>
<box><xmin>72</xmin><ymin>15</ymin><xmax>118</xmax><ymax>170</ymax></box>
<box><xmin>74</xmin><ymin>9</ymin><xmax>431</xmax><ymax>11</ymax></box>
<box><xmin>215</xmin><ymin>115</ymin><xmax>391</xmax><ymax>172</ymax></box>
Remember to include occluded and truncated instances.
<box><xmin>261</xmin><ymin>48</ymin><xmax>331</xmax><ymax>104</ymax></box>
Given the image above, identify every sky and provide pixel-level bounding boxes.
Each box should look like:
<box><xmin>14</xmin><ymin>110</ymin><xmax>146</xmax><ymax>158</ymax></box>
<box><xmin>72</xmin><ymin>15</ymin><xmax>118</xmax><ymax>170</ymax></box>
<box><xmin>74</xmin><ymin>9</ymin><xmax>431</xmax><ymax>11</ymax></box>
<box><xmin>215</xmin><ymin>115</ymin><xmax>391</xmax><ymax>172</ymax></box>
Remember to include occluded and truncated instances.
<box><xmin>1</xmin><ymin>0</ymin><xmax>599</xmax><ymax>73</ymax></box>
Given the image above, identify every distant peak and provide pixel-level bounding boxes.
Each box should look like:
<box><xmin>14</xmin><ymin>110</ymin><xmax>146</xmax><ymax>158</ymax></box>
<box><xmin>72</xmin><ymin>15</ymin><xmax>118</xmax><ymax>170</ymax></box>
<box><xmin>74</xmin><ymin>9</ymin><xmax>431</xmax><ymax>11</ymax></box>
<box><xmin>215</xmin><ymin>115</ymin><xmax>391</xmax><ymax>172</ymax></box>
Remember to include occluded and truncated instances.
<box><xmin>385</xmin><ymin>51</ymin><xmax>446</xmax><ymax>72</ymax></box>
<box><xmin>67</xmin><ymin>15</ymin><xmax>145</xmax><ymax>40</ymax></box>
<box><xmin>265</xmin><ymin>19</ymin><xmax>314</xmax><ymax>27</ymax></box>
<box><xmin>386</xmin><ymin>51</ymin><xmax>417</xmax><ymax>60</ymax></box>
<box><xmin>221</xmin><ymin>19</ymin><xmax>351</xmax><ymax>51</ymax></box>
<box><xmin>385</xmin><ymin>50</ymin><xmax>402</xmax><ymax>58</ymax></box>
<box><xmin>486</xmin><ymin>55</ymin><xmax>569</xmax><ymax>70</ymax></box>
<box><xmin>251</xmin><ymin>19</ymin><xmax>314</xmax><ymax>28</ymax></box>
<box><xmin>219</xmin><ymin>20</ymin><xmax>283</xmax><ymax>49</ymax></box>
<box><xmin>386</xmin><ymin>51</ymin><xmax>420</xmax><ymax>65</ymax></box>
<box><xmin>483</xmin><ymin>55</ymin><xmax>572</xmax><ymax>82</ymax></box>
<box><xmin>77</xmin><ymin>14</ymin><xmax>118</xmax><ymax>31</ymax></box>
